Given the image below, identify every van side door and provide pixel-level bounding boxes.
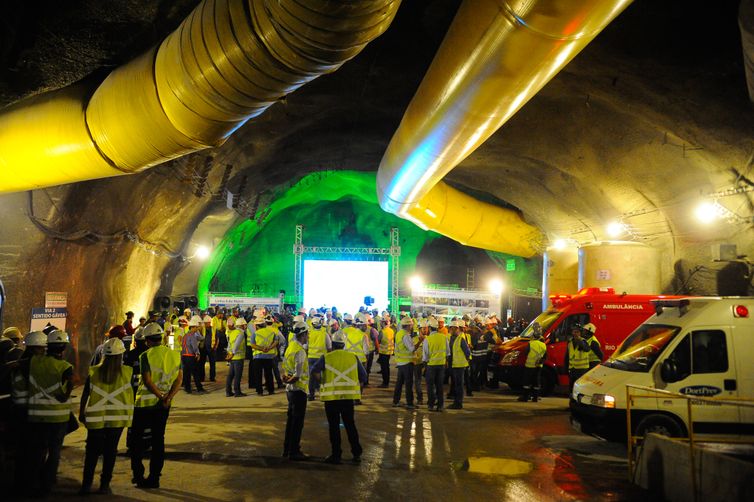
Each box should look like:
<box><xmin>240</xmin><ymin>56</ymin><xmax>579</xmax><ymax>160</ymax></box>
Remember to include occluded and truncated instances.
<box><xmin>658</xmin><ymin>327</ymin><xmax>738</xmax><ymax>433</ymax></box>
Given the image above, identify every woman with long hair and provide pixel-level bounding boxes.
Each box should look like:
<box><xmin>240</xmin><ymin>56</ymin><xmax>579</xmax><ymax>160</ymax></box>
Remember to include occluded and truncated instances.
<box><xmin>78</xmin><ymin>337</ymin><xmax>134</xmax><ymax>494</ymax></box>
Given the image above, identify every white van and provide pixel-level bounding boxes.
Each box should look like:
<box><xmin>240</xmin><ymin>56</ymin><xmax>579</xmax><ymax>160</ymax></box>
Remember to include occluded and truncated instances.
<box><xmin>570</xmin><ymin>297</ymin><xmax>753</xmax><ymax>441</ymax></box>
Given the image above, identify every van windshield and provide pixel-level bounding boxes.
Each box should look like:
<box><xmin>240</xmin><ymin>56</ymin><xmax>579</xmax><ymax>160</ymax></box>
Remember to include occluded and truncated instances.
<box><xmin>520</xmin><ymin>310</ymin><xmax>562</xmax><ymax>338</ymax></box>
<box><xmin>603</xmin><ymin>324</ymin><xmax>681</xmax><ymax>373</ymax></box>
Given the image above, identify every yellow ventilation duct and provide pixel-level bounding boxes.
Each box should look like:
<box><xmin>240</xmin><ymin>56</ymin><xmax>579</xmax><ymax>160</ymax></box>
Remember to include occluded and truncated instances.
<box><xmin>0</xmin><ymin>0</ymin><xmax>401</xmax><ymax>193</ymax></box>
<box><xmin>377</xmin><ymin>0</ymin><xmax>633</xmax><ymax>257</ymax></box>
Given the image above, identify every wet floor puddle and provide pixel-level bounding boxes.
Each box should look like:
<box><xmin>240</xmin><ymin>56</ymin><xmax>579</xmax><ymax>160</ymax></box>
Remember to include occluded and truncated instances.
<box><xmin>453</xmin><ymin>456</ymin><xmax>533</xmax><ymax>475</ymax></box>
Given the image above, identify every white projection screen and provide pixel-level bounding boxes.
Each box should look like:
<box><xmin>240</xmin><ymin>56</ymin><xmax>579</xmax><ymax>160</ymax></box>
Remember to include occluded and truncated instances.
<box><xmin>303</xmin><ymin>259</ymin><xmax>389</xmax><ymax>314</ymax></box>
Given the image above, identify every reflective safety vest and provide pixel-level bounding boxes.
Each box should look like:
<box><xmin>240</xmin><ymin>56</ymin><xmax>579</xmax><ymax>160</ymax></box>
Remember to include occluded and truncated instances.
<box><xmin>11</xmin><ymin>364</ymin><xmax>29</xmax><ymax>407</ymax></box>
<box><xmin>170</xmin><ymin>327</ymin><xmax>185</xmax><ymax>353</ymax></box>
<box><xmin>378</xmin><ymin>327</ymin><xmax>395</xmax><ymax>355</ymax></box>
<box><xmin>586</xmin><ymin>335</ymin><xmax>601</xmax><ymax>364</ymax></box>
<box><xmin>525</xmin><ymin>339</ymin><xmax>547</xmax><ymax>368</ymax></box>
<box><xmin>568</xmin><ymin>340</ymin><xmax>589</xmax><ymax>370</ymax></box>
<box><xmin>320</xmin><ymin>350</ymin><xmax>361</xmax><ymax>401</ymax></box>
<box><xmin>451</xmin><ymin>335</ymin><xmax>469</xmax><ymax>368</ymax></box>
<box><xmin>283</xmin><ymin>341</ymin><xmax>309</xmax><ymax>393</ymax></box>
<box><xmin>463</xmin><ymin>331</ymin><xmax>472</xmax><ymax>360</ymax></box>
<box><xmin>135</xmin><ymin>346</ymin><xmax>181</xmax><ymax>407</ymax></box>
<box><xmin>227</xmin><ymin>329</ymin><xmax>245</xmax><ymax>360</ymax></box>
<box><xmin>27</xmin><ymin>355</ymin><xmax>72</xmax><ymax>423</ymax></box>
<box><xmin>471</xmin><ymin>334</ymin><xmax>489</xmax><ymax>358</ymax></box>
<box><xmin>394</xmin><ymin>330</ymin><xmax>414</xmax><ymax>365</ymax></box>
<box><xmin>308</xmin><ymin>328</ymin><xmax>328</xmax><ymax>359</ymax></box>
<box><xmin>412</xmin><ymin>334</ymin><xmax>423</xmax><ymax>364</ymax></box>
<box><xmin>344</xmin><ymin>327</ymin><xmax>367</xmax><ymax>363</ymax></box>
<box><xmin>252</xmin><ymin>327</ymin><xmax>277</xmax><ymax>357</ymax></box>
<box><xmin>367</xmin><ymin>327</ymin><xmax>377</xmax><ymax>352</ymax></box>
<box><xmin>85</xmin><ymin>365</ymin><xmax>134</xmax><ymax>429</ymax></box>
<box><xmin>426</xmin><ymin>332</ymin><xmax>447</xmax><ymax>366</ymax></box>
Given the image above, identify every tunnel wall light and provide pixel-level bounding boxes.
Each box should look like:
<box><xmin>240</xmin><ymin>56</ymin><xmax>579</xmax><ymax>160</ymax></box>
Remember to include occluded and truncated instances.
<box><xmin>606</xmin><ymin>221</ymin><xmax>627</xmax><ymax>238</ymax></box>
<box><xmin>695</xmin><ymin>201</ymin><xmax>725</xmax><ymax>224</ymax></box>
<box><xmin>194</xmin><ymin>245</ymin><xmax>211</xmax><ymax>260</ymax></box>
<box><xmin>488</xmin><ymin>278</ymin><xmax>504</xmax><ymax>295</ymax></box>
<box><xmin>409</xmin><ymin>275</ymin><xmax>424</xmax><ymax>290</ymax></box>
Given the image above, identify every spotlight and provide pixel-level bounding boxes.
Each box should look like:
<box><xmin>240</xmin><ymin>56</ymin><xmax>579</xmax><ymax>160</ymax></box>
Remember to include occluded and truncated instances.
<box><xmin>409</xmin><ymin>276</ymin><xmax>423</xmax><ymax>290</ymax></box>
<box><xmin>488</xmin><ymin>279</ymin><xmax>504</xmax><ymax>295</ymax></box>
<box><xmin>606</xmin><ymin>221</ymin><xmax>626</xmax><ymax>238</ymax></box>
<box><xmin>552</xmin><ymin>239</ymin><xmax>567</xmax><ymax>250</ymax></box>
<box><xmin>195</xmin><ymin>245</ymin><xmax>211</xmax><ymax>260</ymax></box>
<box><xmin>695</xmin><ymin>201</ymin><xmax>720</xmax><ymax>224</ymax></box>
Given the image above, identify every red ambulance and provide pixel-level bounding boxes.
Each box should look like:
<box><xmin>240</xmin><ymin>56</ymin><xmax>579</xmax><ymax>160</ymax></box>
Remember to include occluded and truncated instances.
<box><xmin>489</xmin><ymin>287</ymin><xmax>680</xmax><ymax>395</ymax></box>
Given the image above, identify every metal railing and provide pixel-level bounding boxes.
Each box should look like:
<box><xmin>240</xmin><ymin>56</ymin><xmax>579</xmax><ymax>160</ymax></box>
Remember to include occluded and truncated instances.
<box><xmin>626</xmin><ymin>384</ymin><xmax>754</xmax><ymax>501</ymax></box>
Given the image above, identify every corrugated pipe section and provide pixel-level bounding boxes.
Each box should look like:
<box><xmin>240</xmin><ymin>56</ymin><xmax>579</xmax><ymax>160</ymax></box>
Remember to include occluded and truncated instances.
<box><xmin>376</xmin><ymin>0</ymin><xmax>633</xmax><ymax>257</ymax></box>
<box><xmin>0</xmin><ymin>0</ymin><xmax>401</xmax><ymax>193</ymax></box>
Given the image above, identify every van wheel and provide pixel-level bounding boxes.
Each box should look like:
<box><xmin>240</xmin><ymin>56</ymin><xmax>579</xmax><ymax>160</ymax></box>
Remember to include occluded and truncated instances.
<box><xmin>635</xmin><ymin>414</ymin><xmax>685</xmax><ymax>438</ymax></box>
<box><xmin>538</xmin><ymin>369</ymin><xmax>556</xmax><ymax>396</ymax></box>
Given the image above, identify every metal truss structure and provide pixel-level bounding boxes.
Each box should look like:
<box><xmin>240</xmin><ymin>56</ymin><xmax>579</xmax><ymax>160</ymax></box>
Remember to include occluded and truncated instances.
<box><xmin>293</xmin><ymin>225</ymin><xmax>401</xmax><ymax>311</ymax></box>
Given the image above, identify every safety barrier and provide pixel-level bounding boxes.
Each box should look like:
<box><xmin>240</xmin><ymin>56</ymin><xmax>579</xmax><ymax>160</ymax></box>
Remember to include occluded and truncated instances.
<box><xmin>626</xmin><ymin>384</ymin><xmax>754</xmax><ymax>502</ymax></box>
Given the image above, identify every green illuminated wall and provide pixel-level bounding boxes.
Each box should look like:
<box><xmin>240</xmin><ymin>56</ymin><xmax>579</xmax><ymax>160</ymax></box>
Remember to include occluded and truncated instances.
<box><xmin>197</xmin><ymin>171</ymin><xmax>440</xmax><ymax>307</ymax></box>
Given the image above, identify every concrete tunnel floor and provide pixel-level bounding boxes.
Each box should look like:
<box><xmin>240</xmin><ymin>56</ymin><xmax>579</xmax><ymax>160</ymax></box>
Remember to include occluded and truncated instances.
<box><xmin>36</xmin><ymin>364</ymin><xmax>645</xmax><ymax>501</ymax></box>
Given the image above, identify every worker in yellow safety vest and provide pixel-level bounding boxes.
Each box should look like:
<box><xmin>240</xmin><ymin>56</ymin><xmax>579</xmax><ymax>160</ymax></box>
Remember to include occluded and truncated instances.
<box><xmin>392</xmin><ymin>316</ymin><xmax>423</xmax><ymax>408</ymax></box>
<box><xmin>344</xmin><ymin>314</ymin><xmax>369</xmax><ymax>401</ymax></box>
<box><xmin>130</xmin><ymin>323</ymin><xmax>182</xmax><ymax>489</ymax></box>
<box><xmin>377</xmin><ymin>317</ymin><xmax>395</xmax><ymax>388</ymax></box>
<box><xmin>250</xmin><ymin>316</ymin><xmax>279</xmax><ymax>396</ymax></box>
<box><xmin>412</xmin><ymin>318</ymin><xmax>425</xmax><ymax>404</ymax></box>
<box><xmin>310</xmin><ymin>334</ymin><xmax>368</xmax><ymax>464</ymax></box>
<box><xmin>282</xmin><ymin>322</ymin><xmax>310</xmax><ymax>461</ymax></box>
<box><xmin>422</xmin><ymin>316</ymin><xmax>450</xmax><ymax>412</ymax></box>
<box><xmin>306</xmin><ymin>314</ymin><xmax>331</xmax><ymax>401</ymax></box>
<box><xmin>448</xmin><ymin>320</ymin><xmax>471</xmax><ymax>410</ymax></box>
<box><xmin>226</xmin><ymin>317</ymin><xmax>246</xmax><ymax>397</ymax></box>
<box><xmin>518</xmin><ymin>323</ymin><xmax>548</xmax><ymax>402</ymax></box>
<box><xmin>565</xmin><ymin>324</ymin><xmax>590</xmax><ymax>394</ymax></box>
<box><xmin>78</xmin><ymin>338</ymin><xmax>134</xmax><ymax>495</ymax></box>
<box><xmin>582</xmin><ymin>323</ymin><xmax>604</xmax><ymax>369</ymax></box>
<box><xmin>26</xmin><ymin>329</ymin><xmax>74</xmax><ymax>496</ymax></box>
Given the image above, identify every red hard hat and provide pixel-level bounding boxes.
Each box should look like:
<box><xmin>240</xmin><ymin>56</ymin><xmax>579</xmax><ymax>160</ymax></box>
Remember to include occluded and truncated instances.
<box><xmin>108</xmin><ymin>325</ymin><xmax>127</xmax><ymax>340</ymax></box>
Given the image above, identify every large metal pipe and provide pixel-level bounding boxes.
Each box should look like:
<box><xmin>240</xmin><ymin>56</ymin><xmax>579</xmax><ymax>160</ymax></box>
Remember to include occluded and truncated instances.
<box><xmin>377</xmin><ymin>0</ymin><xmax>633</xmax><ymax>257</ymax></box>
<box><xmin>0</xmin><ymin>0</ymin><xmax>401</xmax><ymax>192</ymax></box>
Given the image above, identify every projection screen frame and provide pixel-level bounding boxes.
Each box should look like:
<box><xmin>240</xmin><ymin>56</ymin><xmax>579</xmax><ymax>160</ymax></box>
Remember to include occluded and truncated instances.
<box><xmin>293</xmin><ymin>225</ymin><xmax>401</xmax><ymax>312</ymax></box>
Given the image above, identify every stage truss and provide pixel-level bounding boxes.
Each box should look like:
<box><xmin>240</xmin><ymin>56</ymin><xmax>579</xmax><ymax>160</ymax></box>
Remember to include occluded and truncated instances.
<box><xmin>293</xmin><ymin>225</ymin><xmax>401</xmax><ymax>312</ymax></box>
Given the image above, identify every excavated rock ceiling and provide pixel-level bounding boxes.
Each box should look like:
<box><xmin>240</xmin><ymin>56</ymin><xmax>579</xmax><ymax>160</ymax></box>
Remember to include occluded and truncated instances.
<box><xmin>2</xmin><ymin>0</ymin><xmax>751</xmax><ymax>239</ymax></box>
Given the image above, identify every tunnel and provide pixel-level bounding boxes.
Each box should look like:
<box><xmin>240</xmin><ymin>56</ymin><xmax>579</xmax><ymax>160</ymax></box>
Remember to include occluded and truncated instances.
<box><xmin>0</xmin><ymin>0</ymin><xmax>753</xmax><ymax>500</ymax></box>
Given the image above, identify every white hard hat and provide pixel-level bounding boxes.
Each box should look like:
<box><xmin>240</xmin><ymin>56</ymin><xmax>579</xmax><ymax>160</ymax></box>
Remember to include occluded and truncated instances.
<box><xmin>343</xmin><ymin>313</ymin><xmax>353</xmax><ymax>322</ymax></box>
<box><xmin>142</xmin><ymin>322</ymin><xmax>164</xmax><ymax>339</ymax></box>
<box><xmin>26</xmin><ymin>331</ymin><xmax>47</xmax><ymax>347</ymax></box>
<box><xmin>189</xmin><ymin>315</ymin><xmax>202</xmax><ymax>327</ymax></box>
<box><xmin>236</xmin><ymin>317</ymin><xmax>248</xmax><ymax>327</ymax></box>
<box><xmin>253</xmin><ymin>316</ymin><xmax>266</xmax><ymax>326</ymax></box>
<box><xmin>47</xmin><ymin>330</ymin><xmax>69</xmax><ymax>344</ymax></box>
<box><xmin>400</xmin><ymin>317</ymin><xmax>413</xmax><ymax>327</ymax></box>
<box><xmin>427</xmin><ymin>316</ymin><xmax>439</xmax><ymax>329</ymax></box>
<box><xmin>202</xmin><ymin>315</ymin><xmax>212</xmax><ymax>323</ymax></box>
<box><xmin>582</xmin><ymin>323</ymin><xmax>597</xmax><ymax>334</ymax></box>
<box><xmin>354</xmin><ymin>313</ymin><xmax>367</xmax><ymax>325</ymax></box>
<box><xmin>293</xmin><ymin>315</ymin><xmax>305</xmax><ymax>323</ymax></box>
<box><xmin>103</xmin><ymin>337</ymin><xmax>126</xmax><ymax>356</ymax></box>
<box><xmin>418</xmin><ymin>318</ymin><xmax>429</xmax><ymax>328</ymax></box>
<box><xmin>450</xmin><ymin>319</ymin><xmax>463</xmax><ymax>328</ymax></box>
<box><xmin>311</xmin><ymin>316</ymin><xmax>323</xmax><ymax>328</ymax></box>
<box><xmin>134</xmin><ymin>326</ymin><xmax>145</xmax><ymax>341</ymax></box>
<box><xmin>293</xmin><ymin>321</ymin><xmax>309</xmax><ymax>337</ymax></box>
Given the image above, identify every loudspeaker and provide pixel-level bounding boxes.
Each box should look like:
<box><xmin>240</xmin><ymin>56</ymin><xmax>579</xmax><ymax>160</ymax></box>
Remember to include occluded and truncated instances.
<box><xmin>173</xmin><ymin>300</ymin><xmax>186</xmax><ymax>312</ymax></box>
<box><xmin>184</xmin><ymin>296</ymin><xmax>199</xmax><ymax>308</ymax></box>
<box><xmin>153</xmin><ymin>296</ymin><xmax>171</xmax><ymax>310</ymax></box>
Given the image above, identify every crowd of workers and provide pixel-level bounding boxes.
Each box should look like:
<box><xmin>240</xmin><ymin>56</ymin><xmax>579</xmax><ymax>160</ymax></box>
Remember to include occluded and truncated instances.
<box><xmin>0</xmin><ymin>303</ymin><xmax>603</xmax><ymax>497</ymax></box>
